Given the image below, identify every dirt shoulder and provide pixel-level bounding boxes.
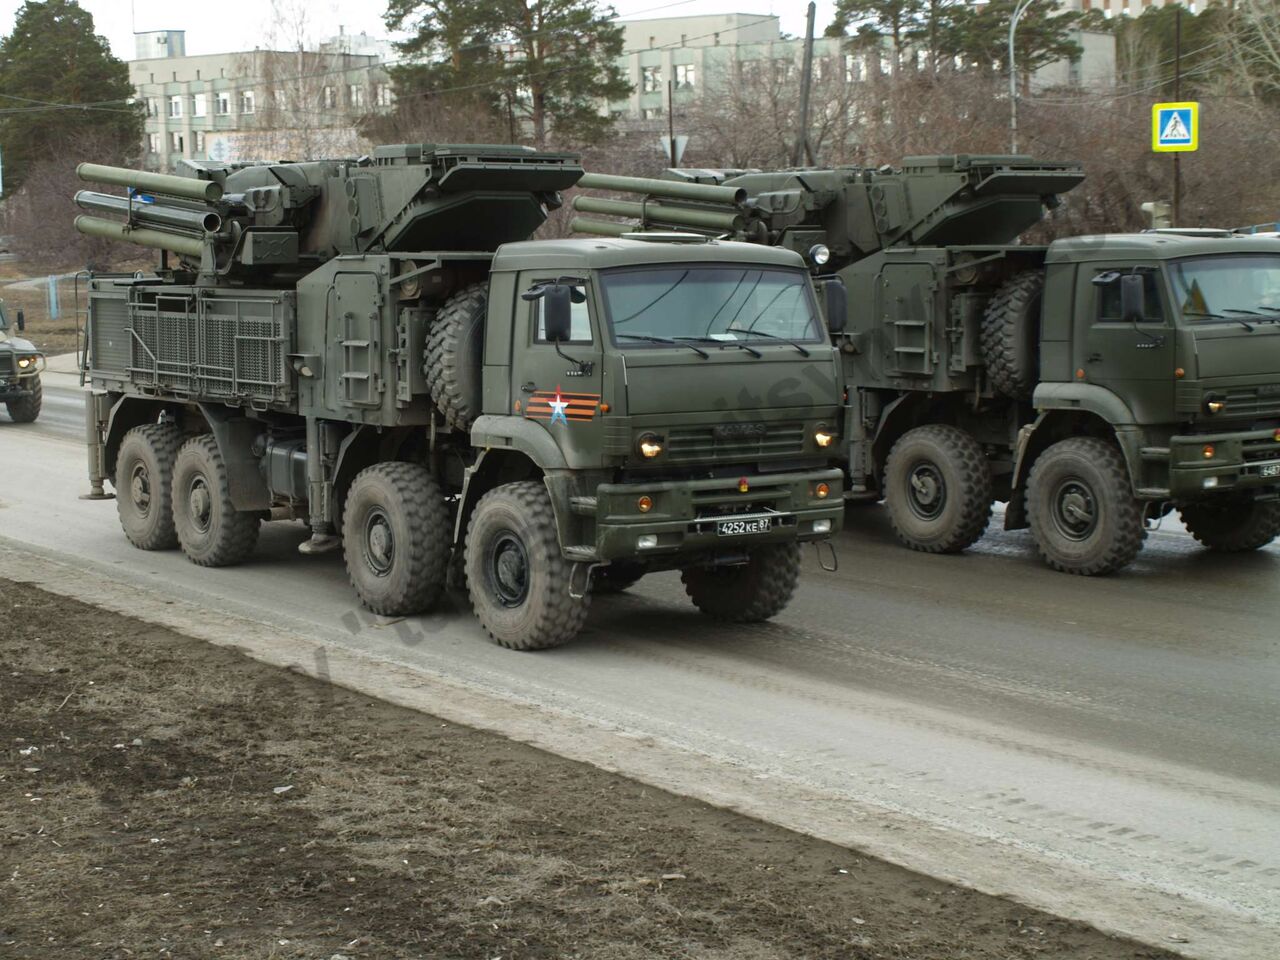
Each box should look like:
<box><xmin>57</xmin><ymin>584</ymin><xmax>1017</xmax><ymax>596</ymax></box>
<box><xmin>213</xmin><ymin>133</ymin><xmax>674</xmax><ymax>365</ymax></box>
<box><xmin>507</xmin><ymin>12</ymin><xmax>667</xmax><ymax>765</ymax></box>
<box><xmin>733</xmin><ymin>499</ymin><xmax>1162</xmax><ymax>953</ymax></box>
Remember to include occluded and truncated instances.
<box><xmin>0</xmin><ymin>580</ymin><xmax>1174</xmax><ymax>960</ymax></box>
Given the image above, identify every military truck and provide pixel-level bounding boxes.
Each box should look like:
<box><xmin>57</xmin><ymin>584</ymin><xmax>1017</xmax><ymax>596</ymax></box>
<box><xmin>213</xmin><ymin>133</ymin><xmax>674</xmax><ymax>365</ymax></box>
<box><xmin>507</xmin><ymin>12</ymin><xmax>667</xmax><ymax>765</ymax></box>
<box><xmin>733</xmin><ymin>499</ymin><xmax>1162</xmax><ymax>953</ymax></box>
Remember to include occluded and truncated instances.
<box><xmin>573</xmin><ymin>156</ymin><xmax>1280</xmax><ymax>574</ymax></box>
<box><xmin>76</xmin><ymin>145</ymin><xmax>845</xmax><ymax>649</ymax></box>
<box><xmin>0</xmin><ymin>302</ymin><xmax>43</xmax><ymax>423</ymax></box>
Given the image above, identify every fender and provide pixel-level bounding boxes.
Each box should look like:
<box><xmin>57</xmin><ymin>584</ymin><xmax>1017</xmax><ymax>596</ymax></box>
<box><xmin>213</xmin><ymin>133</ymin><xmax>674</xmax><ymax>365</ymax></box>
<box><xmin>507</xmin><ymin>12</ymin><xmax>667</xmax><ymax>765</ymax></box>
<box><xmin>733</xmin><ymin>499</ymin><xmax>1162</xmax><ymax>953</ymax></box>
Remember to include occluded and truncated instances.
<box><xmin>1014</xmin><ymin>383</ymin><xmax>1144</xmax><ymax>489</ymax></box>
<box><xmin>470</xmin><ymin>414</ymin><xmax>569</xmax><ymax>471</ymax></box>
<box><xmin>196</xmin><ymin>404</ymin><xmax>272</xmax><ymax>511</ymax></box>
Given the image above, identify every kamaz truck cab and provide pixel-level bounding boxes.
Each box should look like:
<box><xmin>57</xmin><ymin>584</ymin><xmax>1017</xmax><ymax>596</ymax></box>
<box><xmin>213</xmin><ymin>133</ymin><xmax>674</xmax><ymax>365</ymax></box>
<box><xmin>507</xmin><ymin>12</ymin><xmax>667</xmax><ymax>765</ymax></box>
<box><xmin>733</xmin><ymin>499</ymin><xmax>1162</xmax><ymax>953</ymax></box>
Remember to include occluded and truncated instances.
<box><xmin>0</xmin><ymin>302</ymin><xmax>43</xmax><ymax>423</ymax></box>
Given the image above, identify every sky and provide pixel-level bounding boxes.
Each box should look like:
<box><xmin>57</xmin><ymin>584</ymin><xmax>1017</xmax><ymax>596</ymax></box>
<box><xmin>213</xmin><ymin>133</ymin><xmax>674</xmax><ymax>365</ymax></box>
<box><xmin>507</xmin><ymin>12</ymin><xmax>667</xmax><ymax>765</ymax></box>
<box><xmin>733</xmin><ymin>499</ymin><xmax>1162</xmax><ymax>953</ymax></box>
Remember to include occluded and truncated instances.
<box><xmin>0</xmin><ymin>1</ymin><xmax>838</xmax><ymax>60</ymax></box>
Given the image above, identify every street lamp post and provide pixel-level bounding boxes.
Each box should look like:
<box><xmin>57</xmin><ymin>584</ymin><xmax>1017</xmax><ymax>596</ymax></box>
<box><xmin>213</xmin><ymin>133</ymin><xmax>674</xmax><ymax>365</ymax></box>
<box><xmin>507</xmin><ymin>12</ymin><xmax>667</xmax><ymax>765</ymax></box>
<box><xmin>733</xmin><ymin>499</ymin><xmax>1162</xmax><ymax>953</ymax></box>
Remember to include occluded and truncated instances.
<box><xmin>1008</xmin><ymin>0</ymin><xmax>1037</xmax><ymax>154</ymax></box>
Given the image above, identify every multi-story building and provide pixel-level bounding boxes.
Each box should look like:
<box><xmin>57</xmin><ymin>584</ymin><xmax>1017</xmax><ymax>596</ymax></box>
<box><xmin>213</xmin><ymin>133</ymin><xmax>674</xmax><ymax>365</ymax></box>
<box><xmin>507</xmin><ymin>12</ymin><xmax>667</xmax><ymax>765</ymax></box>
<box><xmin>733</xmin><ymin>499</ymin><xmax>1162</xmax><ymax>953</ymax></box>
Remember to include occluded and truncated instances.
<box><xmin>130</xmin><ymin>29</ymin><xmax>394</xmax><ymax>172</ymax></box>
<box><xmin>608</xmin><ymin>12</ymin><xmax>1117</xmax><ymax>121</ymax></box>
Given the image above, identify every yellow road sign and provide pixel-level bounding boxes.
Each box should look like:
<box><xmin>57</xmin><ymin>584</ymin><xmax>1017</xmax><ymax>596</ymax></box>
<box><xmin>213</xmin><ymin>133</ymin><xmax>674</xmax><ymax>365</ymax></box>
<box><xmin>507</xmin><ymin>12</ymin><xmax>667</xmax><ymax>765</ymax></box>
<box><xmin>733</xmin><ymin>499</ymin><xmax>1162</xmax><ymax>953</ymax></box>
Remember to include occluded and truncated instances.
<box><xmin>1152</xmin><ymin>102</ymin><xmax>1198</xmax><ymax>153</ymax></box>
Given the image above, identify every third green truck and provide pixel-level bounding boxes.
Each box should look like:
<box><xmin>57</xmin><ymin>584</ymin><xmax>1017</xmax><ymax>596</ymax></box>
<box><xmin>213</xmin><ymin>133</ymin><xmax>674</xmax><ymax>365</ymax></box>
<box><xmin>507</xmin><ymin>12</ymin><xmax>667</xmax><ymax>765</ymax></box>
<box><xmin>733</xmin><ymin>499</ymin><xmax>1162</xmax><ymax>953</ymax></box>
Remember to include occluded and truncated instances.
<box><xmin>575</xmin><ymin>155</ymin><xmax>1280</xmax><ymax>574</ymax></box>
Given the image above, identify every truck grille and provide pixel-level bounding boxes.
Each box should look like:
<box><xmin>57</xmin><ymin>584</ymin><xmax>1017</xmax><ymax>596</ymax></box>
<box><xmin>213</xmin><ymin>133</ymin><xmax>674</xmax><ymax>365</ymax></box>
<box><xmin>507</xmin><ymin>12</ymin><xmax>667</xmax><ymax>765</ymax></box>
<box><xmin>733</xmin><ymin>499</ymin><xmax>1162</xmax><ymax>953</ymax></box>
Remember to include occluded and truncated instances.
<box><xmin>664</xmin><ymin>421</ymin><xmax>807</xmax><ymax>463</ymax></box>
<box><xmin>1218</xmin><ymin>386</ymin><xmax>1280</xmax><ymax>421</ymax></box>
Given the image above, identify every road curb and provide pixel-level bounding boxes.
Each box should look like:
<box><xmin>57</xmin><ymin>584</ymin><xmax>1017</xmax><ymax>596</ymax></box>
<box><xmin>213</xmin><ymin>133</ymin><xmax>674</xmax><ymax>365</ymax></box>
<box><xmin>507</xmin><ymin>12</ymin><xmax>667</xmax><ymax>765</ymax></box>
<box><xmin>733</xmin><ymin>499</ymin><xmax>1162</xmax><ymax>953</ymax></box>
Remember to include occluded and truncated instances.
<box><xmin>0</xmin><ymin>537</ymin><xmax>1262</xmax><ymax>960</ymax></box>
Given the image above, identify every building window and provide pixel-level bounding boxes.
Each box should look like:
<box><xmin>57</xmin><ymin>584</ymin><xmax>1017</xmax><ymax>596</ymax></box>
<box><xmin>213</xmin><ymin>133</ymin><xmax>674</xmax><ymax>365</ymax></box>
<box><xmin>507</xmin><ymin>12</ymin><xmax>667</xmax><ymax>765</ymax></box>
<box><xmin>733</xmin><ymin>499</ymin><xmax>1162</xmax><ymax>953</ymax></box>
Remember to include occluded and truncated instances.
<box><xmin>374</xmin><ymin>83</ymin><xmax>394</xmax><ymax>107</ymax></box>
<box><xmin>641</xmin><ymin>65</ymin><xmax>662</xmax><ymax>93</ymax></box>
<box><xmin>192</xmin><ymin>93</ymin><xmax>207</xmax><ymax>118</ymax></box>
<box><xmin>348</xmin><ymin>84</ymin><xmax>365</xmax><ymax>109</ymax></box>
<box><xmin>322</xmin><ymin>85</ymin><xmax>337</xmax><ymax>109</ymax></box>
<box><xmin>195</xmin><ymin>131</ymin><xmax>206</xmax><ymax>153</ymax></box>
<box><xmin>845</xmin><ymin>54</ymin><xmax>863</xmax><ymax>82</ymax></box>
<box><xmin>215</xmin><ymin>92</ymin><xmax>230</xmax><ymax>115</ymax></box>
<box><xmin>147</xmin><ymin>133</ymin><xmax>161</xmax><ymax>154</ymax></box>
<box><xmin>642</xmin><ymin>106</ymin><xmax>664</xmax><ymax>120</ymax></box>
<box><xmin>238</xmin><ymin>90</ymin><xmax>255</xmax><ymax>114</ymax></box>
<box><xmin>170</xmin><ymin>131</ymin><xmax>184</xmax><ymax>153</ymax></box>
<box><xmin>167</xmin><ymin>95</ymin><xmax>183</xmax><ymax>118</ymax></box>
<box><xmin>146</xmin><ymin>97</ymin><xmax>159</xmax><ymax>118</ymax></box>
<box><xmin>674</xmin><ymin>63</ymin><xmax>696</xmax><ymax>90</ymax></box>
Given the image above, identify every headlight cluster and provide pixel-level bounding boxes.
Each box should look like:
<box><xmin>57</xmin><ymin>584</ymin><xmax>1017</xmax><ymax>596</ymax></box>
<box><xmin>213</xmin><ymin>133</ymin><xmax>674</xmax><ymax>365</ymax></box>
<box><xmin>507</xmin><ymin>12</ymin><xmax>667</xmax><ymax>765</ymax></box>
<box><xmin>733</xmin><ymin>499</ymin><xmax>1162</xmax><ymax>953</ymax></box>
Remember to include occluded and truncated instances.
<box><xmin>637</xmin><ymin>434</ymin><xmax>664</xmax><ymax>459</ymax></box>
<box><xmin>16</xmin><ymin>356</ymin><xmax>36</xmax><ymax>369</ymax></box>
<box><xmin>814</xmin><ymin>426</ymin><xmax>836</xmax><ymax>448</ymax></box>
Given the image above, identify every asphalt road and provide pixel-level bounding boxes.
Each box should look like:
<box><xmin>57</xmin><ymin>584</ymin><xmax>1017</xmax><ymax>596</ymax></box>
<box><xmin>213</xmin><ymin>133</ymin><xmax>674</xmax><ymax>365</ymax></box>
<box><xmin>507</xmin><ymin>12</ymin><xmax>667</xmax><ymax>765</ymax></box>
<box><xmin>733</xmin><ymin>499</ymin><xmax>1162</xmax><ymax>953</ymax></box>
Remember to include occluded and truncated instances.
<box><xmin>2</xmin><ymin>373</ymin><xmax>1277</xmax><ymax>959</ymax></box>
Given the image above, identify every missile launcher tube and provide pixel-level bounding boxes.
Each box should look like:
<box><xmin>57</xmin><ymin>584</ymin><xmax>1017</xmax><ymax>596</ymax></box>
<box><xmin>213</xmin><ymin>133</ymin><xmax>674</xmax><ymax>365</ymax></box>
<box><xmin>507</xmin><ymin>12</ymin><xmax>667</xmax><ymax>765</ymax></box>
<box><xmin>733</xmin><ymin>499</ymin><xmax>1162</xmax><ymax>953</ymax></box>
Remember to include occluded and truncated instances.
<box><xmin>572</xmin><ymin>195</ymin><xmax>743</xmax><ymax>233</ymax></box>
<box><xmin>74</xmin><ymin>190</ymin><xmax>223</xmax><ymax>235</ymax></box>
<box><xmin>74</xmin><ymin>215</ymin><xmax>206</xmax><ymax>258</ymax></box>
<box><xmin>577</xmin><ymin>172</ymin><xmax>746</xmax><ymax>206</ymax></box>
<box><xmin>569</xmin><ymin>217</ymin><xmax>635</xmax><ymax>237</ymax></box>
<box><xmin>77</xmin><ymin>162</ymin><xmax>224</xmax><ymax>203</ymax></box>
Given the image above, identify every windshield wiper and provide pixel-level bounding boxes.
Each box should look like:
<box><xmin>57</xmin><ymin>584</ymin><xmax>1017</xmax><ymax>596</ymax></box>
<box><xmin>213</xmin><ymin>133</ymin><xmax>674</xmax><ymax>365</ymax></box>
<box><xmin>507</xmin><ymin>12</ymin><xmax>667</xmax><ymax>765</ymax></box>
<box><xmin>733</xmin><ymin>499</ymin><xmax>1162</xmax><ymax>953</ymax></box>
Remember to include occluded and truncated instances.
<box><xmin>723</xmin><ymin>326</ymin><xmax>811</xmax><ymax>356</ymax></box>
<box><xmin>616</xmin><ymin>333</ymin><xmax>708</xmax><ymax>358</ymax></box>
<box><xmin>1185</xmin><ymin>310</ymin><xmax>1254</xmax><ymax>331</ymax></box>
<box><xmin>673</xmin><ymin>335</ymin><xmax>764</xmax><ymax>358</ymax></box>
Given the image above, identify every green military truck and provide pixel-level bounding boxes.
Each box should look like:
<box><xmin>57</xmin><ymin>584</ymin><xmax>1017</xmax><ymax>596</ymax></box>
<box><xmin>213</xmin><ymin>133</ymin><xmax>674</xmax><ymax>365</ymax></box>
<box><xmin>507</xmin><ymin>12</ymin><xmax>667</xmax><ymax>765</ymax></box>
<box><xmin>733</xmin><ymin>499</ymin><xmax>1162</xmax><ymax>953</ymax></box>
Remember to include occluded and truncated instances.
<box><xmin>77</xmin><ymin>145</ymin><xmax>844</xmax><ymax>649</ymax></box>
<box><xmin>0</xmin><ymin>302</ymin><xmax>44</xmax><ymax>423</ymax></box>
<box><xmin>574</xmin><ymin>156</ymin><xmax>1280</xmax><ymax>575</ymax></box>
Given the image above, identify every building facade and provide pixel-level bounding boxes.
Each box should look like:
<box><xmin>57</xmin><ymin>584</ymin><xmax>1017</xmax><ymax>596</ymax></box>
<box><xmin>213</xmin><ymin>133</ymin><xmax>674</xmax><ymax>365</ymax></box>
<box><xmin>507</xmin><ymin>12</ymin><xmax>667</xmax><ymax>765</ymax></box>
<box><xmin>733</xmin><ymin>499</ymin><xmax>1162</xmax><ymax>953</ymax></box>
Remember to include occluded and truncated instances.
<box><xmin>608</xmin><ymin>12</ymin><xmax>1118</xmax><ymax>122</ymax></box>
<box><xmin>130</xmin><ymin>29</ymin><xmax>394</xmax><ymax>172</ymax></box>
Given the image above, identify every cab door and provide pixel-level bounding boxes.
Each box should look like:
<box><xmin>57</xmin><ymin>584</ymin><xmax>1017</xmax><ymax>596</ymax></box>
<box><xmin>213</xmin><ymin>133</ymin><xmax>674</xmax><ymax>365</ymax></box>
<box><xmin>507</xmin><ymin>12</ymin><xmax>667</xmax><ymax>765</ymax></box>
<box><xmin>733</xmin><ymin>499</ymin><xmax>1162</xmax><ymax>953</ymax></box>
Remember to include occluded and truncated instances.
<box><xmin>511</xmin><ymin>275</ymin><xmax>605</xmax><ymax>468</ymax></box>
<box><xmin>1076</xmin><ymin>265</ymin><xmax>1175</xmax><ymax>423</ymax></box>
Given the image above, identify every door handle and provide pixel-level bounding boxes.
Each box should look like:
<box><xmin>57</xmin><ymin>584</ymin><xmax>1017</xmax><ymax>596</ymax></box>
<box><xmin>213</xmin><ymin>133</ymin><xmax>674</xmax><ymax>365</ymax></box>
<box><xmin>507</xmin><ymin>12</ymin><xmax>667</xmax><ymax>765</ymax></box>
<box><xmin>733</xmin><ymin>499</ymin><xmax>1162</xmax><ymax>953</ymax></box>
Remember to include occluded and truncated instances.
<box><xmin>521</xmin><ymin>381</ymin><xmax>536</xmax><ymax>393</ymax></box>
<box><xmin>1087</xmin><ymin>353</ymin><xmax>1103</xmax><ymax>363</ymax></box>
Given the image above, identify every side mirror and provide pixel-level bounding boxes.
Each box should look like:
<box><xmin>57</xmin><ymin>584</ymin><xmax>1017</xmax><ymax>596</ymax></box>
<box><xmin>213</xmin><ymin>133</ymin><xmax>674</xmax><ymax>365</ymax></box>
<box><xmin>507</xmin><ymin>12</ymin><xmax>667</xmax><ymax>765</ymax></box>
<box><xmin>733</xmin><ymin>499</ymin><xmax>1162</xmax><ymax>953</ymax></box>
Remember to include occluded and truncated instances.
<box><xmin>15</xmin><ymin>309</ymin><xmax>24</xmax><ymax>332</ymax></box>
<box><xmin>542</xmin><ymin>284</ymin><xmax>573</xmax><ymax>342</ymax></box>
<box><xmin>822</xmin><ymin>278</ymin><xmax>847</xmax><ymax>335</ymax></box>
<box><xmin>1120</xmin><ymin>274</ymin><xmax>1145</xmax><ymax>323</ymax></box>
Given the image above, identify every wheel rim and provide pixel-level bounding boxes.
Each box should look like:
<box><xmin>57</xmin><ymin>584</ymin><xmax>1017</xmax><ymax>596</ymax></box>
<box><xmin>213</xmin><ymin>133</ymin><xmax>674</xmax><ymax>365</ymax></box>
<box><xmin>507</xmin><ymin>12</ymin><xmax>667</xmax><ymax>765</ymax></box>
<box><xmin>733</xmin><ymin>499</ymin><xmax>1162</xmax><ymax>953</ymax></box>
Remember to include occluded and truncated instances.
<box><xmin>129</xmin><ymin>462</ymin><xmax>152</xmax><ymax>517</ymax></box>
<box><xmin>1051</xmin><ymin>478</ymin><xmax>1098</xmax><ymax>542</ymax></box>
<box><xmin>363</xmin><ymin>507</ymin><xmax>395</xmax><ymax>577</ymax></box>
<box><xmin>186</xmin><ymin>475</ymin><xmax>213</xmax><ymax>533</ymax></box>
<box><xmin>906</xmin><ymin>461</ymin><xmax>947</xmax><ymax>522</ymax></box>
<box><xmin>488</xmin><ymin>531</ymin><xmax>530</xmax><ymax>608</ymax></box>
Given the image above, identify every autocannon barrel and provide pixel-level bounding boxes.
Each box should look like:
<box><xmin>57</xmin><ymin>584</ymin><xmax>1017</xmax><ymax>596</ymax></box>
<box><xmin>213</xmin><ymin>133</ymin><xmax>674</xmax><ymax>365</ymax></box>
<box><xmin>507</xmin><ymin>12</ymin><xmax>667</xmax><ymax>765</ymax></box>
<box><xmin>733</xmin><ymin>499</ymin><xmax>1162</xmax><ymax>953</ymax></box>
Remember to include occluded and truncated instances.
<box><xmin>77</xmin><ymin>162</ymin><xmax>223</xmax><ymax>203</ymax></box>
<box><xmin>74</xmin><ymin>191</ymin><xmax>223</xmax><ymax>235</ymax></box>
<box><xmin>577</xmin><ymin>172</ymin><xmax>746</xmax><ymax>206</ymax></box>
<box><xmin>74</xmin><ymin>215</ymin><xmax>206</xmax><ymax>258</ymax></box>
<box><xmin>572</xmin><ymin>195</ymin><xmax>742</xmax><ymax>233</ymax></box>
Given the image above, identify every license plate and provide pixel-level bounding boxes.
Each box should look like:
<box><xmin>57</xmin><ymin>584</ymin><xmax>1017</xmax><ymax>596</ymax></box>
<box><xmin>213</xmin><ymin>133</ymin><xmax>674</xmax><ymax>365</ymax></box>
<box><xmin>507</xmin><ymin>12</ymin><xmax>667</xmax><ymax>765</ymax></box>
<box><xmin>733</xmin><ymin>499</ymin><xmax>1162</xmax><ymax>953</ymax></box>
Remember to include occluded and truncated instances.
<box><xmin>716</xmin><ymin>517</ymin><xmax>772</xmax><ymax>537</ymax></box>
<box><xmin>1261</xmin><ymin>463</ymin><xmax>1280</xmax><ymax>478</ymax></box>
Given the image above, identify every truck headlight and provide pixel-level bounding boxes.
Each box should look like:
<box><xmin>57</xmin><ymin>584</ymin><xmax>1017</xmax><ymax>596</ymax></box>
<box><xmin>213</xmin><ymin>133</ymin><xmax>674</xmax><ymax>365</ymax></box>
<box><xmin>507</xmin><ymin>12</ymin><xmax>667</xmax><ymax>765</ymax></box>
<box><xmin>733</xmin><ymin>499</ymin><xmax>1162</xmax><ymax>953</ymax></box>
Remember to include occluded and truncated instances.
<box><xmin>637</xmin><ymin>434</ymin><xmax>664</xmax><ymax>458</ymax></box>
<box><xmin>814</xmin><ymin>427</ymin><xmax>835</xmax><ymax>448</ymax></box>
<box><xmin>813</xmin><ymin>518</ymin><xmax>832</xmax><ymax>534</ymax></box>
<box><xmin>16</xmin><ymin>356</ymin><xmax>34</xmax><ymax>369</ymax></box>
<box><xmin>809</xmin><ymin>244</ymin><xmax>831</xmax><ymax>266</ymax></box>
<box><xmin>1205</xmin><ymin>398</ymin><xmax>1225</xmax><ymax>414</ymax></box>
<box><xmin>637</xmin><ymin>534</ymin><xmax>659</xmax><ymax>549</ymax></box>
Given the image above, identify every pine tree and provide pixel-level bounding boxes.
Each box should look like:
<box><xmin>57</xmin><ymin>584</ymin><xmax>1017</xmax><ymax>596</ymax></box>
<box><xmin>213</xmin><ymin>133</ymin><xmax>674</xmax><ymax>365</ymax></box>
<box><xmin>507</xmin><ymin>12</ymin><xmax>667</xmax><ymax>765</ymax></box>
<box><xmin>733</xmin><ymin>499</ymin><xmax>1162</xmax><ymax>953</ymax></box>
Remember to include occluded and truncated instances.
<box><xmin>0</xmin><ymin>0</ymin><xmax>142</xmax><ymax>194</ymax></box>
<box><xmin>384</xmin><ymin>0</ymin><xmax>631</xmax><ymax>147</ymax></box>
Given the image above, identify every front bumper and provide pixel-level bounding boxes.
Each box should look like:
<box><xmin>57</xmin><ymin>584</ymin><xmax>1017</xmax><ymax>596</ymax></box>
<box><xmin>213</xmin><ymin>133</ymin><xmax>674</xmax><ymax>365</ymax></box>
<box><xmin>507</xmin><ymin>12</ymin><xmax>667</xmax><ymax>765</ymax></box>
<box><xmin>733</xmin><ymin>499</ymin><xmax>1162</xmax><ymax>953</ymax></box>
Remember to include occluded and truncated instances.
<box><xmin>1163</xmin><ymin>426</ymin><xmax>1280</xmax><ymax>498</ymax></box>
<box><xmin>0</xmin><ymin>354</ymin><xmax>45</xmax><ymax>400</ymax></box>
<box><xmin>592</xmin><ymin>468</ymin><xmax>844</xmax><ymax>561</ymax></box>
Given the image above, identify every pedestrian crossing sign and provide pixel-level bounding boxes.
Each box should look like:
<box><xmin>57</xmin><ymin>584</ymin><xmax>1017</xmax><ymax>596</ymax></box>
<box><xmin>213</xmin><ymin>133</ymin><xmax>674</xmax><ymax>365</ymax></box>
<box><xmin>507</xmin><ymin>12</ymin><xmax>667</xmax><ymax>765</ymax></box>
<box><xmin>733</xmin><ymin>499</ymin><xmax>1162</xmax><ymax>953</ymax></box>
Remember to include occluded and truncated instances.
<box><xmin>1152</xmin><ymin>101</ymin><xmax>1198</xmax><ymax>152</ymax></box>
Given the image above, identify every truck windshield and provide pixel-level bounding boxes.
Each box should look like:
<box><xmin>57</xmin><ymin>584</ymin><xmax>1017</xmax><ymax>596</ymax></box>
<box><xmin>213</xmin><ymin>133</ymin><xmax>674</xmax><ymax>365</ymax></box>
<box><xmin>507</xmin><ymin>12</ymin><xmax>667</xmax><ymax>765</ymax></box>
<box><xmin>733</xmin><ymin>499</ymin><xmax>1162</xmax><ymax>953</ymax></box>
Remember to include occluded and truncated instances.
<box><xmin>1168</xmin><ymin>255</ymin><xmax>1280</xmax><ymax>323</ymax></box>
<box><xmin>599</xmin><ymin>266</ymin><xmax>823</xmax><ymax>345</ymax></box>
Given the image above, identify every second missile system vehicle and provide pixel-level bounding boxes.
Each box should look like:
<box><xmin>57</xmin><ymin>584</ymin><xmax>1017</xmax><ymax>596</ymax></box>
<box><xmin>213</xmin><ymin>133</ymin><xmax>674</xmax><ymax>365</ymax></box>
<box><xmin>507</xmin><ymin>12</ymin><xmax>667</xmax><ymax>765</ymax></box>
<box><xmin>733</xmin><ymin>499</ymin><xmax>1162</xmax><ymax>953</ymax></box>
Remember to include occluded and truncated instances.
<box><xmin>76</xmin><ymin>145</ymin><xmax>845</xmax><ymax>649</ymax></box>
<box><xmin>575</xmin><ymin>156</ymin><xmax>1280</xmax><ymax>574</ymax></box>
<box><xmin>0</xmin><ymin>302</ymin><xmax>44</xmax><ymax>423</ymax></box>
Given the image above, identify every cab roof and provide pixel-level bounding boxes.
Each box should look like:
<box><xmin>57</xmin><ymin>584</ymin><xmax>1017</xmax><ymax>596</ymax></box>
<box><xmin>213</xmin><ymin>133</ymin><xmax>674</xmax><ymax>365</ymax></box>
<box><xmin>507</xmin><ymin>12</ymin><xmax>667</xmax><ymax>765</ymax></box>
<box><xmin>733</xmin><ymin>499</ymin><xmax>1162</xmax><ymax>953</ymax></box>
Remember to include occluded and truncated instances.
<box><xmin>1048</xmin><ymin>231</ymin><xmax>1280</xmax><ymax>263</ymax></box>
<box><xmin>491</xmin><ymin>237</ymin><xmax>808</xmax><ymax>272</ymax></box>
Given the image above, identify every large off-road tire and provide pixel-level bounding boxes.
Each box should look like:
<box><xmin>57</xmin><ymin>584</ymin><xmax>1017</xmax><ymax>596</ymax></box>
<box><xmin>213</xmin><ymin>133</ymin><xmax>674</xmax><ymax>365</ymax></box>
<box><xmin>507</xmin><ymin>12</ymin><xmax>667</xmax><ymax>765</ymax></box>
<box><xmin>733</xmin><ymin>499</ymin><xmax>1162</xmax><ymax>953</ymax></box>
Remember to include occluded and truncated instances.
<box><xmin>114</xmin><ymin>422</ymin><xmax>183</xmax><ymax>550</ymax></box>
<box><xmin>592</xmin><ymin>560</ymin><xmax>647</xmax><ymax>594</ymax></box>
<box><xmin>5</xmin><ymin>374</ymin><xmax>42</xmax><ymax>422</ymax></box>
<box><xmin>172</xmin><ymin>435</ymin><xmax>261</xmax><ymax>567</ymax></box>
<box><xmin>1180</xmin><ymin>497</ymin><xmax>1280</xmax><ymax>552</ymax></box>
<box><xmin>883</xmin><ymin>424</ymin><xmax>992</xmax><ymax>553</ymax></box>
<box><xmin>342</xmin><ymin>462</ymin><xmax>451</xmax><ymax>617</ymax></box>
<box><xmin>981</xmin><ymin>271</ymin><xmax>1044</xmax><ymax>399</ymax></box>
<box><xmin>465</xmin><ymin>480</ymin><xmax>589</xmax><ymax>650</ymax></box>
<box><xmin>681</xmin><ymin>542</ymin><xmax>801</xmax><ymax>623</ymax></box>
<box><xmin>424</xmin><ymin>281</ymin><xmax>486</xmax><ymax>432</ymax></box>
<box><xmin>1026</xmin><ymin>437</ymin><xmax>1145</xmax><ymax>575</ymax></box>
